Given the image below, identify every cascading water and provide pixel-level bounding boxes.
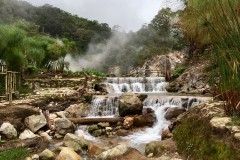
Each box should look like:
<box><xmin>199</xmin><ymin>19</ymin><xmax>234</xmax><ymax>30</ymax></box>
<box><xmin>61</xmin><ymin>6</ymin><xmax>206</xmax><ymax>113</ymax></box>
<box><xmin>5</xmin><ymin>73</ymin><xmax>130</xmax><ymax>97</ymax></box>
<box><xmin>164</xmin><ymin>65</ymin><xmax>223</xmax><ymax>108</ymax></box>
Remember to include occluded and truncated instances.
<box><xmin>84</xmin><ymin>77</ymin><xmax>211</xmax><ymax>153</ymax></box>
<box><xmin>124</xmin><ymin>96</ymin><xmax>210</xmax><ymax>150</ymax></box>
<box><xmin>88</xmin><ymin>96</ymin><xmax>119</xmax><ymax>117</ymax></box>
<box><xmin>105</xmin><ymin>77</ymin><xmax>168</xmax><ymax>93</ymax></box>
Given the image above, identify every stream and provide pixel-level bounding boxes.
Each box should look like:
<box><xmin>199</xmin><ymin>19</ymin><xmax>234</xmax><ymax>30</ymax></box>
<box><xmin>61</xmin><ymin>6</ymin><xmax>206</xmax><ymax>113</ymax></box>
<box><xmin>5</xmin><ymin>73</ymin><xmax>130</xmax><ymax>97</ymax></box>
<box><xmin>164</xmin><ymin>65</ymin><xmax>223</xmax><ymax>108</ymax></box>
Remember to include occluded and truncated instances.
<box><xmin>76</xmin><ymin>77</ymin><xmax>211</xmax><ymax>154</ymax></box>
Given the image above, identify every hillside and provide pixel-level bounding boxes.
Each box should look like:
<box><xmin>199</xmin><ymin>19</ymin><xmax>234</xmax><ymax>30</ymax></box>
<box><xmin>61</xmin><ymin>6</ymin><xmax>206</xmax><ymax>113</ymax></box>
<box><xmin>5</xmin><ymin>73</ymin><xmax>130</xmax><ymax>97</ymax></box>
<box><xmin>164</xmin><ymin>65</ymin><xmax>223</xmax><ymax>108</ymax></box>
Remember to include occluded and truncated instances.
<box><xmin>0</xmin><ymin>0</ymin><xmax>111</xmax><ymax>53</ymax></box>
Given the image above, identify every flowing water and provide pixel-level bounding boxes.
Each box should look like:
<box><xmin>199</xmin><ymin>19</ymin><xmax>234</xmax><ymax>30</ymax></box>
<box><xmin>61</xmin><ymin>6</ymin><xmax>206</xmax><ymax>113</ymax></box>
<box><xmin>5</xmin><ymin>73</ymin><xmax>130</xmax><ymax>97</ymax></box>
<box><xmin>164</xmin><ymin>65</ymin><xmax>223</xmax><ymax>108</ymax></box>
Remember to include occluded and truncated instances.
<box><xmin>79</xmin><ymin>77</ymin><xmax>211</xmax><ymax>152</ymax></box>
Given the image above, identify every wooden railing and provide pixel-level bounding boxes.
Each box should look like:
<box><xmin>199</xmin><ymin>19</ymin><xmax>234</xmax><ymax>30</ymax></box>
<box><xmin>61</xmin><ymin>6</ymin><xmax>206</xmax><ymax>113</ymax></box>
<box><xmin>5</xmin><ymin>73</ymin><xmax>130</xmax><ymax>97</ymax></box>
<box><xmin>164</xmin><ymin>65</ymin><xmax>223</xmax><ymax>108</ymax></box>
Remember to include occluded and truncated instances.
<box><xmin>0</xmin><ymin>63</ymin><xmax>19</xmax><ymax>104</ymax></box>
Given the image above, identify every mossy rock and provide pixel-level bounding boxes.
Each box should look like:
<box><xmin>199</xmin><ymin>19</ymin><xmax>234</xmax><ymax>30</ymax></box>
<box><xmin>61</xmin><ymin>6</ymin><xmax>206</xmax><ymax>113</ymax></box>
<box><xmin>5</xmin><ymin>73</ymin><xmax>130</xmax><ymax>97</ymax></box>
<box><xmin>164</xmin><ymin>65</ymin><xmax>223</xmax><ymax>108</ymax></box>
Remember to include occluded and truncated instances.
<box><xmin>173</xmin><ymin>103</ymin><xmax>240</xmax><ymax>160</ymax></box>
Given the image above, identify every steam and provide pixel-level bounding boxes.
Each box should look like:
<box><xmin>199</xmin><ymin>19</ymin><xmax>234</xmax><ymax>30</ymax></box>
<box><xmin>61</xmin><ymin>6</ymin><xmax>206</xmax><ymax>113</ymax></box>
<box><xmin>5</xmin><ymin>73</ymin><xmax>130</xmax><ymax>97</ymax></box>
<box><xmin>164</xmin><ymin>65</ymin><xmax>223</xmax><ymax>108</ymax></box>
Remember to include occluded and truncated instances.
<box><xmin>65</xmin><ymin>31</ymin><xmax>131</xmax><ymax>72</ymax></box>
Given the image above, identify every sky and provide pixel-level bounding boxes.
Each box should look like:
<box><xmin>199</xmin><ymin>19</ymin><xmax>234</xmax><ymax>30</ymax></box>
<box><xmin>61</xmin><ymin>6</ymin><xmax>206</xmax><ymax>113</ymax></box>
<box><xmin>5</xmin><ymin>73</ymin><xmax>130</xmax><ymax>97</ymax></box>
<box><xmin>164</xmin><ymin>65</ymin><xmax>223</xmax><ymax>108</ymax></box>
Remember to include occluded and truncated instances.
<box><xmin>23</xmin><ymin>0</ymin><xmax>180</xmax><ymax>31</ymax></box>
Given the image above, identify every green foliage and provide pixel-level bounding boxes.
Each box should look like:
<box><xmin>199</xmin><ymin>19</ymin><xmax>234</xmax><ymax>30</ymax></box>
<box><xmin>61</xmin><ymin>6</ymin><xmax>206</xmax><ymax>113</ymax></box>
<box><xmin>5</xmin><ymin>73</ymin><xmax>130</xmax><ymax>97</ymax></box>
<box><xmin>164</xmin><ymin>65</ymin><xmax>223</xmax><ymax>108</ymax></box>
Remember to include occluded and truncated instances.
<box><xmin>80</xmin><ymin>70</ymin><xmax>106</xmax><ymax>77</ymax></box>
<box><xmin>172</xmin><ymin>65</ymin><xmax>187</xmax><ymax>78</ymax></box>
<box><xmin>0</xmin><ymin>148</ymin><xmax>29</xmax><ymax>160</ymax></box>
<box><xmin>181</xmin><ymin>0</ymin><xmax>240</xmax><ymax>115</ymax></box>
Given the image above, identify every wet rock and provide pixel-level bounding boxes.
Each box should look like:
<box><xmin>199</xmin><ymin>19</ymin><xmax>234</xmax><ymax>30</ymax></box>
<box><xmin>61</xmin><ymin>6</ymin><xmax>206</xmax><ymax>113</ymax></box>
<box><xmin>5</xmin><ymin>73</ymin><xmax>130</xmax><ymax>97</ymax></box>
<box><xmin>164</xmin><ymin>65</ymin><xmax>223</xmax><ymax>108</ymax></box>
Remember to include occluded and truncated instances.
<box><xmin>88</xmin><ymin>144</ymin><xmax>104</xmax><ymax>156</ymax></box>
<box><xmin>19</xmin><ymin>129</ymin><xmax>37</xmax><ymax>140</ymax></box>
<box><xmin>24</xmin><ymin>113</ymin><xmax>47</xmax><ymax>133</ymax></box>
<box><xmin>161</xmin><ymin>129</ymin><xmax>170</xmax><ymax>140</ymax></box>
<box><xmin>63</xmin><ymin>133</ymin><xmax>89</xmax><ymax>152</ymax></box>
<box><xmin>164</xmin><ymin>107</ymin><xmax>186</xmax><ymax>120</ymax></box>
<box><xmin>123</xmin><ymin>117</ymin><xmax>134</xmax><ymax>129</ymax></box>
<box><xmin>88</xmin><ymin>125</ymin><xmax>99</xmax><ymax>133</ymax></box>
<box><xmin>92</xmin><ymin>129</ymin><xmax>102</xmax><ymax>137</ymax></box>
<box><xmin>54</xmin><ymin>118</ymin><xmax>74</xmax><ymax>135</ymax></box>
<box><xmin>65</xmin><ymin>103</ymin><xmax>89</xmax><ymax>118</ymax></box>
<box><xmin>145</xmin><ymin>139</ymin><xmax>177</xmax><ymax>157</ymax></box>
<box><xmin>39</xmin><ymin>149</ymin><xmax>55</xmax><ymax>160</ymax></box>
<box><xmin>119</xmin><ymin>93</ymin><xmax>143</xmax><ymax>117</ymax></box>
<box><xmin>98</xmin><ymin>122</ymin><xmax>110</xmax><ymax>128</ymax></box>
<box><xmin>97</xmin><ymin>144</ymin><xmax>129</xmax><ymax>160</ymax></box>
<box><xmin>137</xmin><ymin>94</ymin><xmax>148</xmax><ymax>102</ymax></box>
<box><xmin>0</xmin><ymin>122</ymin><xmax>17</xmax><ymax>139</ymax></box>
<box><xmin>57</xmin><ymin>147</ymin><xmax>81</xmax><ymax>160</ymax></box>
<box><xmin>133</xmin><ymin>114</ymin><xmax>155</xmax><ymax>127</ymax></box>
<box><xmin>112</xmin><ymin>148</ymin><xmax>147</xmax><ymax>160</ymax></box>
<box><xmin>116</xmin><ymin>129</ymin><xmax>129</xmax><ymax>136</ymax></box>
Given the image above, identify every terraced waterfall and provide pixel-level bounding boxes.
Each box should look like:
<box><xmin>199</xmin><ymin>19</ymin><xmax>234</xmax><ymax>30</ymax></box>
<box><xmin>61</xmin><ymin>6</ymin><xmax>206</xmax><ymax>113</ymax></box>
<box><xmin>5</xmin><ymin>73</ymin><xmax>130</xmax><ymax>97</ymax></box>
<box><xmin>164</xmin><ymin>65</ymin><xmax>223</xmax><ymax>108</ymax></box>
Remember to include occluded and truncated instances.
<box><xmin>86</xmin><ymin>76</ymin><xmax>211</xmax><ymax>148</ymax></box>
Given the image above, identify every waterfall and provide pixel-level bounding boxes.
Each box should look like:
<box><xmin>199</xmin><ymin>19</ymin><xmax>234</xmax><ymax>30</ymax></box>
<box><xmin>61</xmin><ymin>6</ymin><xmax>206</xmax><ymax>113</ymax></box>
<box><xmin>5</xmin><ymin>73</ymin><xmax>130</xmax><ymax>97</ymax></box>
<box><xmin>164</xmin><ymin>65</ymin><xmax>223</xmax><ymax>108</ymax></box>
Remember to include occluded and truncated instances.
<box><xmin>105</xmin><ymin>77</ymin><xmax>168</xmax><ymax>93</ymax></box>
<box><xmin>88</xmin><ymin>96</ymin><xmax>119</xmax><ymax>117</ymax></box>
<box><xmin>124</xmin><ymin>96</ymin><xmax>209</xmax><ymax>149</ymax></box>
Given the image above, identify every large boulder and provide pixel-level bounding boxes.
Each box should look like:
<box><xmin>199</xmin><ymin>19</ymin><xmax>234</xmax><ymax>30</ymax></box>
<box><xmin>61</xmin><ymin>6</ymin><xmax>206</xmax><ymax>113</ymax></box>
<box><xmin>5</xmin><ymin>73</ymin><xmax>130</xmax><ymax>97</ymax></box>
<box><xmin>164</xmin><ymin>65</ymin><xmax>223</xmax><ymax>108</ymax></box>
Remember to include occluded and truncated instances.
<box><xmin>54</xmin><ymin>118</ymin><xmax>74</xmax><ymax>135</ymax></box>
<box><xmin>164</xmin><ymin>107</ymin><xmax>186</xmax><ymax>120</ymax></box>
<box><xmin>24</xmin><ymin>113</ymin><xmax>47</xmax><ymax>133</ymax></box>
<box><xmin>57</xmin><ymin>147</ymin><xmax>82</xmax><ymax>160</ymax></box>
<box><xmin>97</xmin><ymin>144</ymin><xmax>129</xmax><ymax>160</ymax></box>
<box><xmin>0</xmin><ymin>122</ymin><xmax>17</xmax><ymax>139</ymax></box>
<box><xmin>65</xmin><ymin>103</ymin><xmax>89</xmax><ymax>118</ymax></box>
<box><xmin>63</xmin><ymin>133</ymin><xmax>89</xmax><ymax>152</ymax></box>
<box><xmin>118</xmin><ymin>93</ymin><xmax>143</xmax><ymax>117</ymax></box>
<box><xmin>145</xmin><ymin>139</ymin><xmax>177</xmax><ymax>157</ymax></box>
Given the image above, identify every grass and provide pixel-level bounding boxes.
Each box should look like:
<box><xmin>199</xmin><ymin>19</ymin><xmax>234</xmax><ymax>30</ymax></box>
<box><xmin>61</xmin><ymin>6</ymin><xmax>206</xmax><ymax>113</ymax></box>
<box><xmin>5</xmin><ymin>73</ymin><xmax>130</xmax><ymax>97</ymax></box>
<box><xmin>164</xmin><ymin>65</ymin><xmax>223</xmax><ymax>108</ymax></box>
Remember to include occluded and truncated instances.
<box><xmin>172</xmin><ymin>65</ymin><xmax>187</xmax><ymax>79</ymax></box>
<box><xmin>0</xmin><ymin>148</ymin><xmax>29</xmax><ymax>160</ymax></box>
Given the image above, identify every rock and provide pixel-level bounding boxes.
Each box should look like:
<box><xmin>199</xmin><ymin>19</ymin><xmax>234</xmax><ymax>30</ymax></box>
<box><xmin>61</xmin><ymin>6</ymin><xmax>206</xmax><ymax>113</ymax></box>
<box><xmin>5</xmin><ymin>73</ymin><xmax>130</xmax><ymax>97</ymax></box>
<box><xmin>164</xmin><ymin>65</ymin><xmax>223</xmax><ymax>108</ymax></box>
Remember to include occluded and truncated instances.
<box><xmin>57</xmin><ymin>147</ymin><xmax>82</xmax><ymax>160</ymax></box>
<box><xmin>24</xmin><ymin>113</ymin><xmax>47</xmax><ymax>133</ymax></box>
<box><xmin>97</xmin><ymin>144</ymin><xmax>129</xmax><ymax>160</ymax></box>
<box><xmin>39</xmin><ymin>131</ymin><xmax>52</xmax><ymax>141</ymax></box>
<box><xmin>88</xmin><ymin>125</ymin><xmax>99</xmax><ymax>133</ymax></box>
<box><xmin>98</xmin><ymin>122</ymin><xmax>110</xmax><ymax>128</ymax></box>
<box><xmin>32</xmin><ymin>154</ymin><xmax>39</xmax><ymax>160</ymax></box>
<box><xmin>116</xmin><ymin>129</ymin><xmax>129</xmax><ymax>136</ymax></box>
<box><xmin>145</xmin><ymin>139</ymin><xmax>177</xmax><ymax>157</ymax></box>
<box><xmin>54</xmin><ymin>118</ymin><xmax>74</xmax><ymax>135</ymax></box>
<box><xmin>123</xmin><ymin>117</ymin><xmax>134</xmax><ymax>129</ymax></box>
<box><xmin>210</xmin><ymin>117</ymin><xmax>231</xmax><ymax>130</ymax></box>
<box><xmin>19</xmin><ymin>129</ymin><xmax>37</xmax><ymax>140</ymax></box>
<box><xmin>234</xmin><ymin>133</ymin><xmax>240</xmax><ymax>141</ymax></box>
<box><xmin>133</xmin><ymin>114</ymin><xmax>155</xmax><ymax>127</ymax></box>
<box><xmin>161</xmin><ymin>129</ymin><xmax>171</xmax><ymax>140</ymax></box>
<box><xmin>106</xmin><ymin>127</ymin><xmax>113</xmax><ymax>131</ymax></box>
<box><xmin>88</xmin><ymin>144</ymin><xmax>104</xmax><ymax>156</ymax></box>
<box><xmin>164</xmin><ymin>107</ymin><xmax>186</xmax><ymax>120</ymax></box>
<box><xmin>0</xmin><ymin>122</ymin><xmax>17</xmax><ymax>139</ymax></box>
<box><xmin>137</xmin><ymin>94</ymin><xmax>148</xmax><ymax>102</ymax></box>
<box><xmin>118</xmin><ymin>93</ymin><xmax>143</xmax><ymax>117</ymax></box>
<box><xmin>25</xmin><ymin>157</ymin><xmax>32</xmax><ymax>160</ymax></box>
<box><xmin>65</xmin><ymin>103</ymin><xmax>89</xmax><ymax>118</ymax></box>
<box><xmin>0</xmin><ymin>105</ymin><xmax>40</xmax><ymax>131</ymax></box>
<box><xmin>92</xmin><ymin>129</ymin><xmax>102</xmax><ymax>137</ymax></box>
<box><xmin>39</xmin><ymin>149</ymin><xmax>55</xmax><ymax>160</ymax></box>
<box><xmin>63</xmin><ymin>133</ymin><xmax>89</xmax><ymax>152</ymax></box>
<box><xmin>56</xmin><ymin>111</ymin><xmax>66</xmax><ymax>118</ymax></box>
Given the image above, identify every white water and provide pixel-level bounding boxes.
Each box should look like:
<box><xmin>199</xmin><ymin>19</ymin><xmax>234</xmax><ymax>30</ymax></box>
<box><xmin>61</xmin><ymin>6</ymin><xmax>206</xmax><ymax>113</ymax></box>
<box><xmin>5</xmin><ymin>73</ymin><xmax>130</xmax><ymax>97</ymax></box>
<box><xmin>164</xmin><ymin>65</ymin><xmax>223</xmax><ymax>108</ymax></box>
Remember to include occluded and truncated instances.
<box><xmin>124</xmin><ymin>96</ymin><xmax>206</xmax><ymax>148</ymax></box>
<box><xmin>75</xmin><ymin>125</ymin><xmax>99</xmax><ymax>142</ymax></box>
<box><xmin>105</xmin><ymin>77</ymin><xmax>168</xmax><ymax>93</ymax></box>
<box><xmin>78</xmin><ymin>77</ymin><xmax>211</xmax><ymax>152</ymax></box>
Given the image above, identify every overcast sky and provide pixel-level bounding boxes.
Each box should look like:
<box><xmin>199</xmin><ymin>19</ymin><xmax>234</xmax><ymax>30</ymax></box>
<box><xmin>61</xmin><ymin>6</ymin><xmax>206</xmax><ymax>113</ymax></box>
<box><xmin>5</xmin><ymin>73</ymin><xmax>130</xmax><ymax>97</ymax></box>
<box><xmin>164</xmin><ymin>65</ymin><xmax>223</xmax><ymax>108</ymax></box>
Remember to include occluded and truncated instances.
<box><xmin>23</xmin><ymin>0</ymin><xmax>180</xmax><ymax>31</ymax></box>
